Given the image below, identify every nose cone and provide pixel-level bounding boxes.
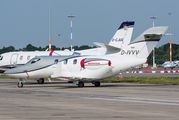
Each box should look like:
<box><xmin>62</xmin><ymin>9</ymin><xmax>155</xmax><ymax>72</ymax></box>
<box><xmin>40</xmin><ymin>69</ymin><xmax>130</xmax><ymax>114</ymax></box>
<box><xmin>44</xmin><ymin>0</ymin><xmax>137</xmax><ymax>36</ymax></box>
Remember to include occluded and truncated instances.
<box><xmin>4</xmin><ymin>68</ymin><xmax>17</xmax><ymax>74</ymax></box>
<box><xmin>4</xmin><ymin>66</ymin><xmax>25</xmax><ymax>75</ymax></box>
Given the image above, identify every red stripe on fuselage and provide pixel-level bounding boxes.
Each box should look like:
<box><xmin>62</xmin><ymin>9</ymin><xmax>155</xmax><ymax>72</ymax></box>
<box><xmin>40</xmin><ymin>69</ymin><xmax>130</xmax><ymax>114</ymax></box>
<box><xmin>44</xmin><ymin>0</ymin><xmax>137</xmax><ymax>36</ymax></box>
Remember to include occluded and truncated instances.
<box><xmin>49</xmin><ymin>51</ymin><xmax>54</xmax><ymax>56</ymax></box>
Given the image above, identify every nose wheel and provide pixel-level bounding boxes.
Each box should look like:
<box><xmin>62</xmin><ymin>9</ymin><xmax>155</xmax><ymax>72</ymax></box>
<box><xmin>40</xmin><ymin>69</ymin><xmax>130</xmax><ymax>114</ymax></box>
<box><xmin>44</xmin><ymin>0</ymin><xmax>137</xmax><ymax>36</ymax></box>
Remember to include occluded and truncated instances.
<box><xmin>17</xmin><ymin>82</ymin><xmax>23</xmax><ymax>88</ymax></box>
<box><xmin>17</xmin><ymin>78</ymin><xmax>24</xmax><ymax>88</ymax></box>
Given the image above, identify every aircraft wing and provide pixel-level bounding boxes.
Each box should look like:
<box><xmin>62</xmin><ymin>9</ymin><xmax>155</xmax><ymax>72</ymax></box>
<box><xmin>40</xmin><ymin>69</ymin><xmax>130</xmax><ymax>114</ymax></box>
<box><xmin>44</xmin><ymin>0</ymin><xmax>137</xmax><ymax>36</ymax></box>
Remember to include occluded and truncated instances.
<box><xmin>94</xmin><ymin>42</ymin><xmax>121</xmax><ymax>54</ymax></box>
<box><xmin>51</xmin><ymin>60</ymin><xmax>113</xmax><ymax>81</ymax></box>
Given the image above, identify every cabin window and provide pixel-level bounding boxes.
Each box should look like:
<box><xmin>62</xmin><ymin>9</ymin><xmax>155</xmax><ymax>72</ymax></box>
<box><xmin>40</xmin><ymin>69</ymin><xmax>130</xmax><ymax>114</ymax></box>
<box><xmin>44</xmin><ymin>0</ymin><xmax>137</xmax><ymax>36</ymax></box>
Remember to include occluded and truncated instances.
<box><xmin>31</xmin><ymin>58</ymin><xmax>41</xmax><ymax>64</ymax></box>
<box><xmin>64</xmin><ymin>59</ymin><xmax>68</xmax><ymax>64</ymax></box>
<box><xmin>0</xmin><ymin>56</ymin><xmax>3</xmax><ymax>60</ymax></box>
<box><xmin>73</xmin><ymin>59</ymin><xmax>77</xmax><ymax>64</ymax></box>
<box><xmin>54</xmin><ymin>59</ymin><xmax>58</xmax><ymax>64</ymax></box>
<box><xmin>20</xmin><ymin>56</ymin><xmax>23</xmax><ymax>60</ymax></box>
<box><xmin>27</xmin><ymin>56</ymin><xmax>30</xmax><ymax>60</ymax></box>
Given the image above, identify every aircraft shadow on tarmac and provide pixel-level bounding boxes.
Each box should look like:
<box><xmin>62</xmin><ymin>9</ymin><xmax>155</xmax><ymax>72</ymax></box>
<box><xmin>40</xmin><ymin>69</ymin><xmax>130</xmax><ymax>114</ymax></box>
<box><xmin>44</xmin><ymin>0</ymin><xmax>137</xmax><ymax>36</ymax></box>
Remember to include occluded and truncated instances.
<box><xmin>21</xmin><ymin>81</ymin><xmax>167</xmax><ymax>89</ymax></box>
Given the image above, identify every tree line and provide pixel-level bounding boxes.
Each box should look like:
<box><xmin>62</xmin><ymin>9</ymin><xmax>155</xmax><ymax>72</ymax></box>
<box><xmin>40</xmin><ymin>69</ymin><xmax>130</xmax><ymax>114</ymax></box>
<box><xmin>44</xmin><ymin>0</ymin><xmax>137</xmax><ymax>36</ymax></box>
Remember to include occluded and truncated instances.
<box><xmin>147</xmin><ymin>43</ymin><xmax>179</xmax><ymax>65</ymax></box>
<box><xmin>0</xmin><ymin>43</ymin><xmax>178</xmax><ymax>65</ymax></box>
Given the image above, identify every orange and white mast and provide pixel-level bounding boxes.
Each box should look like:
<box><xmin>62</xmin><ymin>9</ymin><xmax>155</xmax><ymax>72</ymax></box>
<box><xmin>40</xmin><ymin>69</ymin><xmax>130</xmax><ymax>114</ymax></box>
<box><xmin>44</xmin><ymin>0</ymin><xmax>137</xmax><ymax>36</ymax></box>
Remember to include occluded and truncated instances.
<box><xmin>169</xmin><ymin>13</ymin><xmax>172</xmax><ymax>63</ymax></box>
<box><xmin>49</xmin><ymin>0</ymin><xmax>51</xmax><ymax>51</ymax></box>
<box><xmin>150</xmin><ymin>16</ymin><xmax>157</xmax><ymax>68</ymax></box>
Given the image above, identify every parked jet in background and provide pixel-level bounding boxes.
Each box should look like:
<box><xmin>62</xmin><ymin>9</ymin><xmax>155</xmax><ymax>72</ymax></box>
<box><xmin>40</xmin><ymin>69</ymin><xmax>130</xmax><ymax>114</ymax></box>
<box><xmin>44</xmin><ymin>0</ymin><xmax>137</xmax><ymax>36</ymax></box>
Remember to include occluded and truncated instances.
<box><xmin>4</xmin><ymin>26</ymin><xmax>168</xmax><ymax>88</ymax></box>
<box><xmin>0</xmin><ymin>21</ymin><xmax>134</xmax><ymax>75</ymax></box>
<box><xmin>162</xmin><ymin>61</ymin><xmax>178</xmax><ymax>69</ymax></box>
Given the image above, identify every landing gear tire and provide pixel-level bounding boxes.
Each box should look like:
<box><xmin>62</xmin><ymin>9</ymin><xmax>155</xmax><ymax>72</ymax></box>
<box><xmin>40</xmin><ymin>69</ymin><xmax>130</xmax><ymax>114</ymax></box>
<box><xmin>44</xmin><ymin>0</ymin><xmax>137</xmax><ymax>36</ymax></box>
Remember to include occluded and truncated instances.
<box><xmin>17</xmin><ymin>82</ymin><xmax>23</xmax><ymax>88</ymax></box>
<box><xmin>37</xmin><ymin>78</ymin><xmax>44</xmax><ymax>84</ymax></box>
<box><xmin>78</xmin><ymin>82</ymin><xmax>84</xmax><ymax>87</ymax></box>
<box><xmin>94</xmin><ymin>81</ymin><xmax>100</xmax><ymax>87</ymax></box>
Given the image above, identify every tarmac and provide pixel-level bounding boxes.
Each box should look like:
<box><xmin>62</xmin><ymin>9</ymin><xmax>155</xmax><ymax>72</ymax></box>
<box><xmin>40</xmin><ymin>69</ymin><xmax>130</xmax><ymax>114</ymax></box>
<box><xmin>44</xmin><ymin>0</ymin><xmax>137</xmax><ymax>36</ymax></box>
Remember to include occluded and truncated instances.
<box><xmin>0</xmin><ymin>79</ymin><xmax>179</xmax><ymax>120</ymax></box>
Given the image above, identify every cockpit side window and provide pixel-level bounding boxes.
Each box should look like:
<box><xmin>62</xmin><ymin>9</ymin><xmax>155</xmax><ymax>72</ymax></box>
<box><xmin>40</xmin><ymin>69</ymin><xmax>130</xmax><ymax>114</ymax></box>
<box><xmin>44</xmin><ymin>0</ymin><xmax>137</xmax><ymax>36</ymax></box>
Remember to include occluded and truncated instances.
<box><xmin>73</xmin><ymin>59</ymin><xmax>77</xmax><ymax>64</ymax></box>
<box><xmin>64</xmin><ymin>59</ymin><xmax>68</xmax><ymax>64</ymax></box>
<box><xmin>54</xmin><ymin>59</ymin><xmax>58</xmax><ymax>64</ymax></box>
<box><xmin>31</xmin><ymin>58</ymin><xmax>41</xmax><ymax>64</ymax></box>
<box><xmin>0</xmin><ymin>56</ymin><xmax>3</xmax><ymax>60</ymax></box>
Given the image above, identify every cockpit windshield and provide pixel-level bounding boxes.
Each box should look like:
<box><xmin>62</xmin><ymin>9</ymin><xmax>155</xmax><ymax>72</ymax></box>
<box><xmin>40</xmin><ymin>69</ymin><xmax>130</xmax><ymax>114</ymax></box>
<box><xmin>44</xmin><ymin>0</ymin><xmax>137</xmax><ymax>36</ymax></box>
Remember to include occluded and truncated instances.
<box><xmin>0</xmin><ymin>55</ymin><xmax>3</xmax><ymax>60</ymax></box>
<box><xmin>26</xmin><ymin>57</ymin><xmax>41</xmax><ymax>64</ymax></box>
<box><xmin>31</xmin><ymin>58</ymin><xmax>41</xmax><ymax>64</ymax></box>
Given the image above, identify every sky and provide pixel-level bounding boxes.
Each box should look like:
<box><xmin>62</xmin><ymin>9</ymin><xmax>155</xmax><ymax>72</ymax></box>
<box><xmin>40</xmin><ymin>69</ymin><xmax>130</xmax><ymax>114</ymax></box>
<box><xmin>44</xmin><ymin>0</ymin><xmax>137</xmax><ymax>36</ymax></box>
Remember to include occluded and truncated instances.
<box><xmin>0</xmin><ymin>0</ymin><xmax>178</xmax><ymax>49</ymax></box>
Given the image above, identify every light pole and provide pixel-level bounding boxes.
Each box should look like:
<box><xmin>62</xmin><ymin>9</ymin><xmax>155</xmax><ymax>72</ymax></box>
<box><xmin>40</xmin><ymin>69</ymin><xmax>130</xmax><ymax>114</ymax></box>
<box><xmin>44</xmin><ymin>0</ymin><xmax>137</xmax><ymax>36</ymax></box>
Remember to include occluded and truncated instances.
<box><xmin>68</xmin><ymin>15</ymin><xmax>76</xmax><ymax>51</ymax></box>
<box><xmin>58</xmin><ymin>34</ymin><xmax>62</xmax><ymax>50</ymax></box>
<box><xmin>150</xmin><ymin>16</ymin><xmax>157</xmax><ymax>27</ymax></box>
<box><xmin>150</xmin><ymin>16</ymin><xmax>157</xmax><ymax>68</ymax></box>
<box><xmin>169</xmin><ymin>13</ymin><xmax>172</xmax><ymax>63</ymax></box>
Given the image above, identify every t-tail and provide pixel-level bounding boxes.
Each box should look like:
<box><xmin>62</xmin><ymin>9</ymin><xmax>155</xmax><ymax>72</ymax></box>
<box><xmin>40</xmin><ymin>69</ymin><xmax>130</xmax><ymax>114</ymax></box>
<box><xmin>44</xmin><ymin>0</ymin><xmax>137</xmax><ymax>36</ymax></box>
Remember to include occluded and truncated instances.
<box><xmin>108</xmin><ymin>21</ymin><xmax>135</xmax><ymax>49</ymax></box>
<box><xmin>119</xmin><ymin>26</ymin><xmax>169</xmax><ymax>58</ymax></box>
<box><xmin>94</xmin><ymin>21</ymin><xmax>135</xmax><ymax>54</ymax></box>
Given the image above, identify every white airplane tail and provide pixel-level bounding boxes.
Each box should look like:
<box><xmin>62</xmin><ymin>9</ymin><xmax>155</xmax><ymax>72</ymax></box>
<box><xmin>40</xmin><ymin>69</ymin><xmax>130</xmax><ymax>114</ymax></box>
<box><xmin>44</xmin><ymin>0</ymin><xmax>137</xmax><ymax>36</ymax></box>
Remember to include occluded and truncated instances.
<box><xmin>108</xmin><ymin>21</ymin><xmax>135</xmax><ymax>49</ymax></box>
<box><xmin>119</xmin><ymin>26</ymin><xmax>169</xmax><ymax>58</ymax></box>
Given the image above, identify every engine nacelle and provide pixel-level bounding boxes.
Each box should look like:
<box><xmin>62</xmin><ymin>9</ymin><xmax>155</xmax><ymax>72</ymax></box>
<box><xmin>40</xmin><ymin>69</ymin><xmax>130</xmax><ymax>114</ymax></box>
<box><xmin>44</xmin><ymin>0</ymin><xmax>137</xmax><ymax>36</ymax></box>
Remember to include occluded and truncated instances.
<box><xmin>80</xmin><ymin>58</ymin><xmax>111</xmax><ymax>70</ymax></box>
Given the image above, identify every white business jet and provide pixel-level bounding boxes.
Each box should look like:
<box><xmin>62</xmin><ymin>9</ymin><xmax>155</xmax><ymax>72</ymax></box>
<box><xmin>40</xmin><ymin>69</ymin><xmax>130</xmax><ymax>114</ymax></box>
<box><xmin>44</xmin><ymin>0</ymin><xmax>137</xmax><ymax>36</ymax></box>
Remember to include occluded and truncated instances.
<box><xmin>162</xmin><ymin>61</ymin><xmax>177</xmax><ymax>69</ymax></box>
<box><xmin>0</xmin><ymin>21</ymin><xmax>134</xmax><ymax>74</ymax></box>
<box><xmin>4</xmin><ymin>26</ymin><xmax>168</xmax><ymax>88</ymax></box>
<box><xmin>0</xmin><ymin>21</ymin><xmax>134</xmax><ymax>84</ymax></box>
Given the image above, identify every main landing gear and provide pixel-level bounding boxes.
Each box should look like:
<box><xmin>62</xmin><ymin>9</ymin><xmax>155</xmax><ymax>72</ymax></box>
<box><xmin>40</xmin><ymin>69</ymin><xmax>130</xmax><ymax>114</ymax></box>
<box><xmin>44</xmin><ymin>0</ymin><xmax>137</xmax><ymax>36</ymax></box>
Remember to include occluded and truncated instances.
<box><xmin>75</xmin><ymin>81</ymin><xmax>101</xmax><ymax>87</ymax></box>
<box><xmin>92</xmin><ymin>81</ymin><xmax>100</xmax><ymax>87</ymax></box>
<box><xmin>78</xmin><ymin>82</ymin><xmax>84</xmax><ymax>87</ymax></box>
<box><xmin>37</xmin><ymin>78</ymin><xmax>44</xmax><ymax>84</ymax></box>
<box><xmin>17</xmin><ymin>78</ymin><xmax>25</xmax><ymax>88</ymax></box>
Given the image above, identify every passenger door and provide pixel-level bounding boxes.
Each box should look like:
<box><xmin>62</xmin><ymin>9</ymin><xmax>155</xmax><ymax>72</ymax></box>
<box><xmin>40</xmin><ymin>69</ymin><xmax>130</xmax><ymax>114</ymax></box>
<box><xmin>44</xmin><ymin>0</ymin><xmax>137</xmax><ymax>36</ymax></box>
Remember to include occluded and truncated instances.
<box><xmin>10</xmin><ymin>54</ymin><xmax>18</xmax><ymax>67</ymax></box>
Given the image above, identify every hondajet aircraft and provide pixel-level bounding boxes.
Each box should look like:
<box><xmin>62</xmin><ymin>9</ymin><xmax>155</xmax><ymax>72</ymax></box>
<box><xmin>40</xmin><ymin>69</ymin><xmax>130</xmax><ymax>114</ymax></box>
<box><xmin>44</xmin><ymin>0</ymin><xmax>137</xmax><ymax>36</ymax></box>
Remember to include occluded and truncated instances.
<box><xmin>4</xmin><ymin>26</ymin><xmax>168</xmax><ymax>88</ymax></box>
<box><xmin>0</xmin><ymin>21</ymin><xmax>134</xmax><ymax>75</ymax></box>
<box><xmin>0</xmin><ymin>21</ymin><xmax>134</xmax><ymax>84</ymax></box>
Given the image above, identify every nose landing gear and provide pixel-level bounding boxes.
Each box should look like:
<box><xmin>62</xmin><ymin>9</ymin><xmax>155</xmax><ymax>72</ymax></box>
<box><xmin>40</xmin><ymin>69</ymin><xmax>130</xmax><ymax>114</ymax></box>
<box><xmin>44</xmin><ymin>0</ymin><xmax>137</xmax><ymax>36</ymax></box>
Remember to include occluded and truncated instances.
<box><xmin>17</xmin><ymin>78</ymin><xmax>25</xmax><ymax>88</ymax></box>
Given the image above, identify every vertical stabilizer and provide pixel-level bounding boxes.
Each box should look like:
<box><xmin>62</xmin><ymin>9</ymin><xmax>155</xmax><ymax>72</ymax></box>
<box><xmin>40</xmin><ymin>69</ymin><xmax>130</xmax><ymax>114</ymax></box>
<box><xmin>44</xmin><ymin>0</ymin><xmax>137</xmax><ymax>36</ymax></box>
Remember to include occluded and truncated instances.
<box><xmin>108</xmin><ymin>21</ymin><xmax>135</xmax><ymax>49</ymax></box>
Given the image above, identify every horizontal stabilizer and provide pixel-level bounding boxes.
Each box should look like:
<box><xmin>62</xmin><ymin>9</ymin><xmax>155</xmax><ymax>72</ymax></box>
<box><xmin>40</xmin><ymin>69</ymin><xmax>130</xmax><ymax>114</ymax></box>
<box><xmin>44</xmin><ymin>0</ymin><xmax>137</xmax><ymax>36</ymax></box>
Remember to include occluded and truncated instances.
<box><xmin>145</xmin><ymin>34</ymin><xmax>162</xmax><ymax>36</ymax></box>
<box><xmin>94</xmin><ymin>42</ymin><xmax>121</xmax><ymax>54</ymax></box>
<box><xmin>131</xmin><ymin>26</ymin><xmax>169</xmax><ymax>44</ymax></box>
<box><xmin>120</xmin><ymin>26</ymin><xmax>169</xmax><ymax>59</ymax></box>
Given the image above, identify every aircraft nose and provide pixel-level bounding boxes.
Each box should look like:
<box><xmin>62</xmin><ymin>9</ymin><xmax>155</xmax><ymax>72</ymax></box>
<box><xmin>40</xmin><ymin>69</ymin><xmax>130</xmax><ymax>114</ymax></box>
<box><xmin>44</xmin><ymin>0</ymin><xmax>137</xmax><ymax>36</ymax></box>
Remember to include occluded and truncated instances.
<box><xmin>4</xmin><ymin>67</ymin><xmax>24</xmax><ymax>74</ymax></box>
<box><xmin>4</xmin><ymin>68</ymin><xmax>16</xmax><ymax>74</ymax></box>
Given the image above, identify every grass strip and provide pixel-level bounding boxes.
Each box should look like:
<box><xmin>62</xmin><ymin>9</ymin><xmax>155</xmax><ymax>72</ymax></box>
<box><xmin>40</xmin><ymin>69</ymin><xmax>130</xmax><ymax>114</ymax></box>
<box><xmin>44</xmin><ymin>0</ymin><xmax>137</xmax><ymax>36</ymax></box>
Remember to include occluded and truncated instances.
<box><xmin>0</xmin><ymin>75</ymin><xmax>179</xmax><ymax>85</ymax></box>
<box><xmin>100</xmin><ymin>77</ymin><xmax>179</xmax><ymax>85</ymax></box>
